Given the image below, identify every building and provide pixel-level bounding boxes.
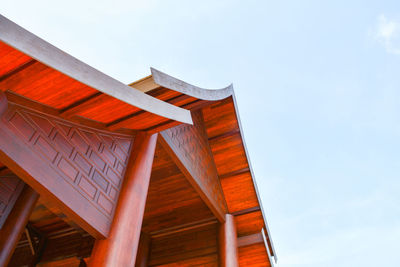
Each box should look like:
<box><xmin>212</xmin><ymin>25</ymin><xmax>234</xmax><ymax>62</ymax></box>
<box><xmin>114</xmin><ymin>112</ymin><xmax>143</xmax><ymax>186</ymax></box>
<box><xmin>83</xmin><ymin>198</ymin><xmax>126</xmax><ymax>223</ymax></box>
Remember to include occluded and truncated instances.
<box><xmin>0</xmin><ymin>15</ymin><xmax>276</xmax><ymax>266</ymax></box>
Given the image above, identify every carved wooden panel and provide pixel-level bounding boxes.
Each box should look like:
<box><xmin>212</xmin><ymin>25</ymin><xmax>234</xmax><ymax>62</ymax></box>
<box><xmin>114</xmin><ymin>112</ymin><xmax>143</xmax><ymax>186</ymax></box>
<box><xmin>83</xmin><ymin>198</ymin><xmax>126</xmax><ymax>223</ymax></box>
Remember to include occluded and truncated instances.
<box><xmin>0</xmin><ymin>102</ymin><xmax>133</xmax><ymax>237</ymax></box>
<box><xmin>160</xmin><ymin>111</ymin><xmax>227</xmax><ymax>222</ymax></box>
<box><xmin>0</xmin><ymin>172</ymin><xmax>24</xmax><ymax>228</ymax></box>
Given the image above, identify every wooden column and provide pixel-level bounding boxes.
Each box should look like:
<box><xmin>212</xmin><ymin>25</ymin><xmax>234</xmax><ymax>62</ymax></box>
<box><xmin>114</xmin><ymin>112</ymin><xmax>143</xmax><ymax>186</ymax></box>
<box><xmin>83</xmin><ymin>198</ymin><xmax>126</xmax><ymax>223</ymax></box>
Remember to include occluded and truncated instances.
<box><xmin>135</xmin><ymin>232</ymin><xmax>151</xmax><ymax>267</ymax></box>
<box><xmin>0</xmin><ymin>185</ymin><xmax>39</xmax><ymax>266</ymax></box>
<box><xmin>219</xmin><ymin>214</ymin><xmax>239</xmax><ymax>267</ymax></box>
<box><xmin>89</xmin><ymin>133</ymin><xmax>158</xmax><ymax>267</ymax></box>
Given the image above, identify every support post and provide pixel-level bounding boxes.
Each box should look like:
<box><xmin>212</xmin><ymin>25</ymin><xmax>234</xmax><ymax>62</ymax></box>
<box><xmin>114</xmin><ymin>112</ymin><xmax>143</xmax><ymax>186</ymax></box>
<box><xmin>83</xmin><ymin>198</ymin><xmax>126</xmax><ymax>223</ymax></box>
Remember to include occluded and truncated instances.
<box><xmin>219</xmin><ymin>214</ymin><xmax>239</xmax><ymax>267</ymax></box>
<box><xmin>0</xmin><ymin>185</ymin><xmax>39</xmax><ymax>266</ymax></box>
<box><xmin>89</xmin><ymin>133</ymin><xmax>158</xmax><ymax>267</ymax></box>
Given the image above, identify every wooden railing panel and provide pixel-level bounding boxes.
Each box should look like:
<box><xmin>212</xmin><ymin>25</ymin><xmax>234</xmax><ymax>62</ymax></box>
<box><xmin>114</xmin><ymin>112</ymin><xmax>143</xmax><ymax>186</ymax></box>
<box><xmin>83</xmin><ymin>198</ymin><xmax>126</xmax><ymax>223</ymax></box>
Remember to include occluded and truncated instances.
<box><xmin>160</xmin><ymin>111</ymin><xmax>227</xmax><ymax>222</ymax></box>
<box><xmin>0</xmin><ymin>94</ymin><xmax>133</xmax><ymax>238</ymax></box>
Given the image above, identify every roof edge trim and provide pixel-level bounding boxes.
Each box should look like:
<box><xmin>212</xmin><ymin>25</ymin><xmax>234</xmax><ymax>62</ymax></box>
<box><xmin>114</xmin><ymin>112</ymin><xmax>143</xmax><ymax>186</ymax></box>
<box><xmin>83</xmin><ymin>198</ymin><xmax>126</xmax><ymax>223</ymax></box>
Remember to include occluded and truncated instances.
<box><xmin>0</xmin><ymin>15</ymin><xmax>192</xmax><ymax>125</ymax></box>
<box><xmin>230</xmin><ymin>93</ymin><xmax>278</xmax><ymax>261</ymax></box>
<box><xmin>151</xmin><ymin>68</ymin><xmax>233</xmax><ymax>101</ymax></box>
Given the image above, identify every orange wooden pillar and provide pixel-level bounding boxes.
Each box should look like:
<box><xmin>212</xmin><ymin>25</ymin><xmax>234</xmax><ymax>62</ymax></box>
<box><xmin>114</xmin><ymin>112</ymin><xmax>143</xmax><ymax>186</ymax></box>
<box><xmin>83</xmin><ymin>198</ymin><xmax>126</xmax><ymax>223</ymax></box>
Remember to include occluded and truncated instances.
<box><xmin>219</xmin><ymin>214</ymin><xmax>239</xmax><ymax>267</ymax></box>
<box><xmin>89</xmin><ymin>133</ymin><xmax>158</xmax><ymax>267</ymax></box>
<box><xmin>0</xmin><ymin>185</ymin><xmax>39</xmax><ymax>266</ymax></box>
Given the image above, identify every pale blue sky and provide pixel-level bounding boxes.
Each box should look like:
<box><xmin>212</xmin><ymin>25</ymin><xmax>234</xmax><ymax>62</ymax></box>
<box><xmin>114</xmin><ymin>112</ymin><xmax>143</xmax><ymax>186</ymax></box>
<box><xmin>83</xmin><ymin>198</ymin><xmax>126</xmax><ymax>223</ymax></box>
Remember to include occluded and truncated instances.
<box><xmin>3</xmin><ymin>1</ymin><xmax>400</xmax><ymax>266</ymax></box>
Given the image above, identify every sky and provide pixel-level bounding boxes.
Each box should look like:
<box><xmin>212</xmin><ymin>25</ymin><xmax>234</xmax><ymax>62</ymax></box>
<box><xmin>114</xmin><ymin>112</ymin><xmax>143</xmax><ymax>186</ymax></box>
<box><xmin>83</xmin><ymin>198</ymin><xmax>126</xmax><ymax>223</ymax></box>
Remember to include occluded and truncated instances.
<box><xmin>3</xmin><ymin>1</ymin><xmax>400</xmax><ymax>266</ymax></box>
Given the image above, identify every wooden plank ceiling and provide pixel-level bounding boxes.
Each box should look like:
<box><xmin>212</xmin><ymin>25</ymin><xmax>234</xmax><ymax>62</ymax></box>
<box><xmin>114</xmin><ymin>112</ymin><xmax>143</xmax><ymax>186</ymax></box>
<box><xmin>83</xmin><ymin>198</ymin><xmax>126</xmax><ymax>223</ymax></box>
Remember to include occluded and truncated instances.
<box><xmin>0</xmin><ymin>41</ymin><xmax>198</xmax><ymax>133</ymax></box>
<box><xmin>0</xmin><ymin>15</ymin><xmax>276</xmax><ymax>266</ymax></box>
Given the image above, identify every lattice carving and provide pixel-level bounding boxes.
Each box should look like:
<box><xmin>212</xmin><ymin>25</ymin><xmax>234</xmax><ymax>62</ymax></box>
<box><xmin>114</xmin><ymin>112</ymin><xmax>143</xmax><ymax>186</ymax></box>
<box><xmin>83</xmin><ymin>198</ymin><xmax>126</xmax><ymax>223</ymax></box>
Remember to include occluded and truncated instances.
<box><xmin>1</xmin><ymin>103</ymin><xmax>133</xmax><ymax>236</ymax></box>
<box><xmin>161</xmin><ymin>111</ymin><xmax>227</xmax><ymax>220</ymax></box>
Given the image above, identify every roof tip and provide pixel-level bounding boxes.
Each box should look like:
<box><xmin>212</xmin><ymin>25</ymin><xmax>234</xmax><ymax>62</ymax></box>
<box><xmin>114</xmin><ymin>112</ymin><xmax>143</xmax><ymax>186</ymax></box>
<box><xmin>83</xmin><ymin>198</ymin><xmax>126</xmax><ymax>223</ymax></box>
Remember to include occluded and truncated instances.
<box><xmin>151</xmin><ymin>68</ymin><xmax>234</xmax><ymax>101</ymax></box>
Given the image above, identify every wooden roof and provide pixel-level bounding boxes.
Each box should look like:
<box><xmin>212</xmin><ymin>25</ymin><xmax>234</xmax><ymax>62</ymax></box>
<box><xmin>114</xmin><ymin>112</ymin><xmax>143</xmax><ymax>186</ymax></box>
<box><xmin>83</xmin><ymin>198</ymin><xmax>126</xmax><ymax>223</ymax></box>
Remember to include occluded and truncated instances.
<box><xmin>0</xmin><ymin>14</ymin><xmax>276</xmax><ymax>266</ymax></box>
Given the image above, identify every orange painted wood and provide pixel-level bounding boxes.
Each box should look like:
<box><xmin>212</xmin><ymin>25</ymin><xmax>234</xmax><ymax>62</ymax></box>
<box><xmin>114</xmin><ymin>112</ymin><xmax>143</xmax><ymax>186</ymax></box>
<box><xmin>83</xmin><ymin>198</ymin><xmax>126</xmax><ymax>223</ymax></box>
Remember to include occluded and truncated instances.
<box><xmin>0</xmin><ymin>60</ymin><xmax>97</xmax><ymax>109</ymax></box>
<box><xmin>220</xmin><ymin>171</ymin><xmax>259</xmax><ymax>213</ymax></box>
<box><xmin>0</xmin><ymin>172</ymin><xmax>24</xmax><ymax>228</ymax></box>
<box><xmin>237</xmin><ymin>232</ymin><xmax>264</xmax><ymax>248</ymax></box>
<box><xmin>0</xmin><ymin>185</ymin><xmax>39</xmax><ymax>266</ymax></box>
<box><xmin>149</xmin><ymin>224</ymin><xmax>218</xmax><ymax>266</ymax></box>
<box><xmin>219</xmin><ymin>214</ymin><xmax>239</xmax><ymax>267</ymax></box>
<box><xmin>209</xmin><ymin>132</ymin><xmax>249</xmax><ymax>177</ymax></box>
<box><xmin>0</xmin><ymin>42</ymin><xmax>32</xmax><ymax>78</ymax></box>
<box><xmin>155</xmin><ymin>254</ymin><xmax>218</xmax><ymax>267</ymax></box>
<box><xmin>235</xmin><ymin>211</ymin><xmax>265</xmax><ymax>237</ymax></box>
<box><xmin>135</xmin><ymin>232</ymin><xmax>151</xmax><ymax>267</ymax></box>
<box><xmin>160</xmin><ymin>111</ymin><xmax>227</xmax><ymax>222</ymax></box>
<box><xmin>238</xmin><ymin>243</ymin><xmax>271</xmax><ymax>267</ymax></box>
<box><xmin>0</xmin><ymin>93</ymin><xmax>133</xmax><ymax>238</ymax></box>
<box><xmin>202</xmin><ymin>98</ymin><xmax>239</xmax><ymax>139</ymax></box>
<box><xmin>143</xmin><ymin>142</ymin><xmax>214</xmax><ymax>234</ymax></box>
<box><xmin>89</xmin><ymin>133</ymin><xmax>157</xmax><ymax>267</ymax></box>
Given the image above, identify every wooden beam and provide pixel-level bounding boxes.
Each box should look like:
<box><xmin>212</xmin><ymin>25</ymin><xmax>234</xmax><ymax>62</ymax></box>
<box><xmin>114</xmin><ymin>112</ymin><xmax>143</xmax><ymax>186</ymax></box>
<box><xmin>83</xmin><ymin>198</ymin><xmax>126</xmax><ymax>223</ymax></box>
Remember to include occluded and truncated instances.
<box><xmin>219</xmin><ymin>167</ymin><xmax>250</xmax><ymax>180</ymax></box>
<box><xmin>106</xmin><ymin>94</ymin><xmax>194</xmax><ymax>131</ymax></box>
<box><xmin>59</xmin><ymin>92</ymin><xmax>103</xmax><ymax>118</ymax></box>
<box><xmin>0</xmin><ymin>185</ymin><xmax>39</xmax><ymax>266</ymax></box>
<box><xmin>128</xmin><ymin>75</ymin><xmax>159</xmax><ymax>93</ymax></box>
<box><xmin>0</xmin><ymin>59</ymin><xmax>37</xmax><ymax>84</ymax></box>
<box><xmin>237</xmin><ymin>232</ymin><xmax>264</xmax><ymax>248</ymax></box>
<box><xmin>208</xmin><ymin>129</ymin><xmax>240</xmax><ymax>142</ymax></box>
<box><xmin>89</xmin><ymin>132</ymin><xmax>158</xmax><ymax>267</ymax></box>
<box><xmin>0</xmin><ymin>15</ymin><xmax>192</xmax><ymax>124</ymax></box>
<box><xmin>144</xmin><ymin>120</ymin><xmax>182</xmax><ymax>134</ymax></box>
<box><xmin>231</xmin><ymin>206</ymin><xmax>261</xmax><ymax>217</ymax></box>
<box><xmin>150</xmin><ymin>217</ymin><xmax>218</xmax><ymax>239</ymax></box>
<box><xmin>160</xmin><ymin>111</ymin><xmax>227</xmax><ymax>222</ymax></box>
<box><xmin>219</xmin><ymin>214</ymin><xmax>239</xmax><ymax>267</ymax></box>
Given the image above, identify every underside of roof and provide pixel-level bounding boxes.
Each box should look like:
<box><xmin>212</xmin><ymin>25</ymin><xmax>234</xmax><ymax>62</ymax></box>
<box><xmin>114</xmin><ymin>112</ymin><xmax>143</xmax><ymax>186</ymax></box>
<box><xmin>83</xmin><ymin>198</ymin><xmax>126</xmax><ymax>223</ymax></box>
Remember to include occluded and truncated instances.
<box><xmin>0</xmin><ymin>13</ymin><xmax>276</xmax><ymax>265</ymax></box>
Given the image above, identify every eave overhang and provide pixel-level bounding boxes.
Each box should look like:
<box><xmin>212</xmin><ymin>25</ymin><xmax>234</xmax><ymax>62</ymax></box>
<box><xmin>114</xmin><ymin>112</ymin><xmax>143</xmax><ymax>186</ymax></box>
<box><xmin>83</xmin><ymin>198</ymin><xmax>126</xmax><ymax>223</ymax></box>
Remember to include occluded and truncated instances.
<box><xmin>145</xmin><ymin>69</ymin><xmax>278</xmax><ymax>264</ymax></box>
<box><xmin>0</xmin><ymin>15</ymin><xmax>192</xmax><ymax>127</ymax></box>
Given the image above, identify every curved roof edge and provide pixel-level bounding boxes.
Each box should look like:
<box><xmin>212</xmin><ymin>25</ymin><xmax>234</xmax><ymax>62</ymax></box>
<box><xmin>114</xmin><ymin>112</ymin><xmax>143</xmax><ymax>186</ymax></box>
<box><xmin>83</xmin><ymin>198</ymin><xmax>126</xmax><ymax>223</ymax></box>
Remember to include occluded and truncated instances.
<box><xmin>0</xmin><ymin>15</ymin><xmax>192</xmax><ymax>125</ymax></box>
<box><xmin>151</xmin><ymin>67</ymin><xmax>277</xmax><ymax>262</ymax></box>
<box><xmin>151</xmin><ymin>68</ymin><xmax>234</xmax><ymax>101</ymax></box>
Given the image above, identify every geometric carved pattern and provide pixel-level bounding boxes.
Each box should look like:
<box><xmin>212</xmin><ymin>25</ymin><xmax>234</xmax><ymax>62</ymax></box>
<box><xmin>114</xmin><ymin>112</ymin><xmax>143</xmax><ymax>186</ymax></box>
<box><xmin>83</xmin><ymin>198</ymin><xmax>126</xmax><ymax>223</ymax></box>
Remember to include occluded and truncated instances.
<box><xmin>0</xmin><ymin>172</ymin><xmax>24</xmax><ymax>229</ymax></box>
<box><xmin>160</xmin><ymin>111</ymin><xmax>227</xmax><ymax>221</ymax></box>
<box><xmin>6</xmin><ymin>104</ymin><xmax>133</xmax><ymax>220</ymax></box>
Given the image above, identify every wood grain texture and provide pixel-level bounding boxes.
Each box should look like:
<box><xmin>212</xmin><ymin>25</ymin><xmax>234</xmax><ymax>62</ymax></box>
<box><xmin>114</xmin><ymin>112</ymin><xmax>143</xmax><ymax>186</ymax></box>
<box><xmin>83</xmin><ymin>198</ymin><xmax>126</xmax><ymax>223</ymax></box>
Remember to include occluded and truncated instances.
<box><xmin>219</xmin><ymin>214</ymin><xmax>239</xmax><ymax>267</ymax></box>
<box><xmin>149</xmin><ymin>224</ymin><xmax>218</xmax><ymax>266</ymax></box>
<box><xmin>0</xmin><ymin>172</ymin><xmax>24</xmax><ymax>228</ymax></box>
<box><xmin>160</xmin><ymin>111</ymin><xmax>227</xmax><ymax>222</ymax></box>
<box><xmin>235</xmin><ymin>210</ymin><xmax>264</xmax><ymax>237</ymax></box>
<box><xmin>0</xmin><ymin>41</ymin><xmax>32</xmax><ymax>78</ymax></box>
<box><xmin>89</xmin><ymin>133</ymin><xmax>157</xmax><ymax>267</ymax></box>
<box><xmin>142</xmin><ymin>141</ymin><xmax>215</xmax><ymax>234</ymax></box>
<box><xmin>0</xmin><ymin>185</ymin><xmax>39</xmax><ymax>267</ymax></box>
<box><xmin>220</xmin><ymin>171</ymin><xmax>259</xmax><ymax>213</ymax></box>
<box><xmin>237</xmin><ymin>232</ymin><xmax>264</xmax><ymax>248</ymax></box>
<box><xmin>0</xmin><ymin>17</ymin><xmax>192</xmax><ymax>124</ymax></box>
<box><xmin>154</xmin><ymin>254</ymin><xmax>218</xmax><ymax>267</ymax></box>
<box><xmin>0</xmin><ymin>93</ymin><xmax>133</xmax><ymax>238</ymax></box>
<box><xmin>238</xmin><ymin>243</ymin><xmax>271</xmax><ymax>267</ymax></box>
<box><xmin>8</xmin><ymin>201</ymin><xmax>95</xmax><ymax>267</ymax></box>
<box><xmin>135</xmin><ymin>232</ymin><xmax>151</xmax><ymax>267</ymax></box>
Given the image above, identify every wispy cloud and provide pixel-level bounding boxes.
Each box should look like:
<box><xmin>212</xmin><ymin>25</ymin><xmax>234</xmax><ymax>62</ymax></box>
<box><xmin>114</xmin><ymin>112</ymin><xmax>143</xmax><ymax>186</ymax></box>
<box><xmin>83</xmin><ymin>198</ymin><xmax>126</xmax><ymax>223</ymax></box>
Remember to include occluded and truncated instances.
<box><xmin>373</xmin><ymin>14</ymin><xmax>400</xmax><ymax>55</ymax></box>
